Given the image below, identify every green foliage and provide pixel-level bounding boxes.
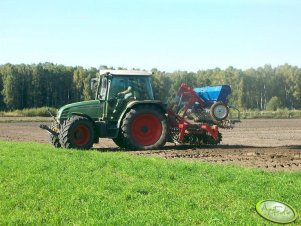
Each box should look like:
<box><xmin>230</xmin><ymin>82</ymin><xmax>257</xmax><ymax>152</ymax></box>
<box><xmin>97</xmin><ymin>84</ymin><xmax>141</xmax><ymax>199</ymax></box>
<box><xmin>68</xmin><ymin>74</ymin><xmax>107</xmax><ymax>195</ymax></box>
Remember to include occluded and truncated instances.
<box><xmin>0</xmin><ymin>141</ymin><xmax>300</xmax><ymax>225</ymax></box>
<box><xmin>1</xmin><ymin>74</ymin><xmax>16</xmax><ymax>108</ymax></box>
<box><xmin>0</xmin><ymin>107</ymin><xmax>57</xmax><ymax>117</ymax></box>
<box><xmin>1</xmin><ymin>63</ymin><xmax>301</xmax><ymax>112</ymax></box>
<box><xmin>240</xmin><ymin>109</ymin><xmax>301</xmax><ymax>119</ymax></box>
<box><xmin>73</xmin><ymin>67</ymin><xmax>92</xmax><ymax>101</ymax></box>
<box><xmin>151</xmin><ymin>69</ymin><xmax>172</xmax><ymax>103</ymax></box>
<box><xmin>0</xmin><ymin>63</ymin><xmax>98</xmax><ymax>110</ymax></box>
<box><xmin>266</xmin><ymin>96</ymin><xmax>282</xmax><ymax>111</ymax></box>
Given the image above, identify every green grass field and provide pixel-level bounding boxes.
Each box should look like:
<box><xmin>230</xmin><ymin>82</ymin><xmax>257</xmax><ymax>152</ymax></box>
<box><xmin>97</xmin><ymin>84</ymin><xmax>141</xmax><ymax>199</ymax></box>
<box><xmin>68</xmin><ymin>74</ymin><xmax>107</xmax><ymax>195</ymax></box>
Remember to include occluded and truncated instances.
<box><xmin>0</xmin><ymin>141</ymin><xmax>300</xmax><ymax>225</ymax></box>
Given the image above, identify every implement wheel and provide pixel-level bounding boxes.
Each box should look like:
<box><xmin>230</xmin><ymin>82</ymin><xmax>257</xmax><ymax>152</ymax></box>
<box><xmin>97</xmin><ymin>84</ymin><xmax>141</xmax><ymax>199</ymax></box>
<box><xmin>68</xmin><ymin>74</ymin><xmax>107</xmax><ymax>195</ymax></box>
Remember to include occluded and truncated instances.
<box><xmin>210</xmin><ymin>102</ymin><xmax>229</xmax><ymax>121</ymax></box>
<box><xmin>121</xmin><ymin>105</ymin><xmax>167</xmax><ymax>150</ymax></box>
<box><xmin>59</xmin><ymin>116</ymin><xmax>94</xmax><ymax>150</ymax></box>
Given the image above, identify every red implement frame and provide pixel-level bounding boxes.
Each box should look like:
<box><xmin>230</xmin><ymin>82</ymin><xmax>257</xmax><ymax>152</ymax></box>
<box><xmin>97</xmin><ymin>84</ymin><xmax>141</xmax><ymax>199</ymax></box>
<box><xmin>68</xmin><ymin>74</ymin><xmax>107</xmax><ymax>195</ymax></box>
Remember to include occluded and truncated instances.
<box><xmin>167</xmin><ymin>83</ymin><xmax>219</xmax><ymax>142</ymax></box>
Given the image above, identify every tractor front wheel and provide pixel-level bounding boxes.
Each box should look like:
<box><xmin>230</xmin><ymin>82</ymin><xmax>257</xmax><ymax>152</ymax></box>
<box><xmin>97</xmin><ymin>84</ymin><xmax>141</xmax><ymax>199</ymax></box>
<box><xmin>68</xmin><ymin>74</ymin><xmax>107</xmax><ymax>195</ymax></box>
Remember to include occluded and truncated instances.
<box><xmin>121</xmin><ymin>106</ymin><xmax>167</xmax><ymax>150</ymax></box>
<box><xmin>50</xmin><ymin>134</ymin><xmax>61</xmax><ymax>148</ymax></box>
<box><xmin>49</xmin><ymin>122</ymin><xmax>61</xmax><ymax>148</ymax></box>
<box><xmin>59</xmin><ymin>116</ymin><xmax>95</xmax><ymax>150</ymax></box>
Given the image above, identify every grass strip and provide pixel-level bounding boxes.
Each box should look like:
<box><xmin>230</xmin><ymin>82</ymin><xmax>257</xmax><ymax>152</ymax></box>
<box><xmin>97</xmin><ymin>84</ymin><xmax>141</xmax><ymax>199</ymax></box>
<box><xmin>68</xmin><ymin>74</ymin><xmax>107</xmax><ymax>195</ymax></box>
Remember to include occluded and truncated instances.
<box><xmin>0</xmin><ymin>141</ymin><xmax>300</xmax><ymax>225</ymax></box>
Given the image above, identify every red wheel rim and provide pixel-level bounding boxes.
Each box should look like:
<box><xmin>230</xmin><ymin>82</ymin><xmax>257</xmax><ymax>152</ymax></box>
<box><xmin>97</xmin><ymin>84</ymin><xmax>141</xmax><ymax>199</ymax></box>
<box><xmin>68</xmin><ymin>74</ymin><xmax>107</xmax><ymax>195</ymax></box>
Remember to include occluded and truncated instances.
<box><xmin>131</xmin><ymin>113</ymin><xmax>162</xmax><ymax>146</ymax></box>
<box><xmin>72</xmin><ymin>125</ymin><xmax>90</xmax><ymax>146</ymax></box>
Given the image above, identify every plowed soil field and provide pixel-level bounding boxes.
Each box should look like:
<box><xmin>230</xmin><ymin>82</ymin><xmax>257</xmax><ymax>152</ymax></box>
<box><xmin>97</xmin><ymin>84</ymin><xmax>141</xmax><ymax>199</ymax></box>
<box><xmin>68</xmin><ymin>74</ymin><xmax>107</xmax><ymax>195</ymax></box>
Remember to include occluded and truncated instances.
<box><xmin>1</xmin><ymin>119</ymin><xmax>301</xmax><ymax>171</ymax></box>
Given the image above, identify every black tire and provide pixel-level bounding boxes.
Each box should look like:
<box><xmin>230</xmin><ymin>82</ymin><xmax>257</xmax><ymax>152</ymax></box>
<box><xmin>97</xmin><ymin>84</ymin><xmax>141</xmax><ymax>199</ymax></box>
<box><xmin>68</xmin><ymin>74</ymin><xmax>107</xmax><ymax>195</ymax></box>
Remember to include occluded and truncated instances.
<box><xmin>112</xmin><ymin>134</ymin><xmax>127</xmax><ymax>149</ymax></box>
<box><xmin>50</xmin><ymin>133</ymin><xmax>61</xmax><ymax>148</ymax></box>
<box><xmin>210</xmin><ymin>102</ymin><xmax>229</xmax><ymax>121</ymax></box>
<box><xmin>121</xmin><ymin>105</ymin><xmax>167</xmax><ymax>150</ymax></box>
<box><xmin>49</xmin><ymin>122</ymin><xmax>61</xmax><ymax>148</ymax></box>
<box><xmin>59</xmin><ymin>116</ymin><xmax>95</xmax><ymax>150</ymax></box>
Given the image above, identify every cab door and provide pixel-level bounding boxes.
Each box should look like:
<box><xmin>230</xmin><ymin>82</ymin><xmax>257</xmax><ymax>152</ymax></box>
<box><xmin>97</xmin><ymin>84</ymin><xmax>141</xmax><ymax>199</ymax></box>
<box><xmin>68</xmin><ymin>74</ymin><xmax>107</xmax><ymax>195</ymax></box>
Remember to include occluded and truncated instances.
<box><xmin>96</xmin><ymin>76</ymin><xmax>108</xmax><ymax>120</ymax></box>
<box><xmin>105</xmin><ymin>76</ymin><xmax>128</xmax><ymax>121</ymax></box>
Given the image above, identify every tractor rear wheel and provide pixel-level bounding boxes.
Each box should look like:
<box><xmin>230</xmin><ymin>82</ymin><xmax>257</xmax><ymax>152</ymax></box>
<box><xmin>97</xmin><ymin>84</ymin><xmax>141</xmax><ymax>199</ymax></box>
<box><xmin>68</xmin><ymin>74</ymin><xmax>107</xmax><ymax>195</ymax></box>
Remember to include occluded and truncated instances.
<box><xmin>121</xmin><ymin>105</ymin><xmax>167</xmax><ymax>150</ymax></box>
<box><xmin>112</xmin><ymin>133</ymin><xmax>127</xmax><ymax>149</ymax></box>
<box><xmin>59</xmin><ymin>116</ymin><xmax>95</xmax><ymax>150</ymax></box>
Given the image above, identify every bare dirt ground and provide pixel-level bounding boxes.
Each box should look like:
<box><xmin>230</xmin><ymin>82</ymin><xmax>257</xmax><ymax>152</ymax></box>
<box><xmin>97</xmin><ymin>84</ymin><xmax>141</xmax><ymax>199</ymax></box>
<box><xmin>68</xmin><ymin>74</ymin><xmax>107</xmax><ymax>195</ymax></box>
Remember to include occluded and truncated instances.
<box><xmin>0</xmin><ymin>119</ymin><xmax>301</xmax><ymax>171</ymax></box>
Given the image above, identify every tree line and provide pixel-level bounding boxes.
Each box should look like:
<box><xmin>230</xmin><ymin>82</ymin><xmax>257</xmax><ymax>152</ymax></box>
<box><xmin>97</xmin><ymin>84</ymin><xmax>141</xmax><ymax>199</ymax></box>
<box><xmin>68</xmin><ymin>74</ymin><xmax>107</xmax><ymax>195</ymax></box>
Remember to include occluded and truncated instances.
<box><xmin>152</xmin><ymin>64</ymin><xmax>301</xmax><ymax>110</ymax></box>
<box><xmin>0</xmin><ymin>63</ymin><xmax>300</xmax><ymax>111</ymax></box>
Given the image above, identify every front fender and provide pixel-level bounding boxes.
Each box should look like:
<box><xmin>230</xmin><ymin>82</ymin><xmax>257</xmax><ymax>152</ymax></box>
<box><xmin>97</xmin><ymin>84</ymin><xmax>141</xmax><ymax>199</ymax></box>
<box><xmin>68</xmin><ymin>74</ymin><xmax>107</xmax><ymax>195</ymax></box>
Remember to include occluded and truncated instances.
<box><xmin>71</xmin><ymin>112</ymin><xmax>95</xmax><ymax>124</ymax></box>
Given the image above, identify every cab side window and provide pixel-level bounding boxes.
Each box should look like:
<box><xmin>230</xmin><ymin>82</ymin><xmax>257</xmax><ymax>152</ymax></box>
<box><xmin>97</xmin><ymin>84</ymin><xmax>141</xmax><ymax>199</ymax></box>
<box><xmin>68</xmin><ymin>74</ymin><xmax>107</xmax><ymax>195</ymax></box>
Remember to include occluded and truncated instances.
<box><xmin>130</xmin><ymin>77</ymin><xmax>154</xmax><ymax>100</ymax></box>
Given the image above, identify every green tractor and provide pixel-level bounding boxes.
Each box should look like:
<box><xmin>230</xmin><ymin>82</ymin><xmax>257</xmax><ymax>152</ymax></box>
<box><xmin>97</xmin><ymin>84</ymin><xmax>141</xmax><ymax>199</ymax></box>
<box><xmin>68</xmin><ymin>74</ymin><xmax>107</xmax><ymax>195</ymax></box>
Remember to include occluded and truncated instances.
<box><xmin>41</xmin><ymin>70</ymin><xmax>239</xmax><ymax>150</ymax></box>
<box><xmin>40</xmin><ymin>70</ymin><xmax>168</xmax><ymax>150</ymax></box>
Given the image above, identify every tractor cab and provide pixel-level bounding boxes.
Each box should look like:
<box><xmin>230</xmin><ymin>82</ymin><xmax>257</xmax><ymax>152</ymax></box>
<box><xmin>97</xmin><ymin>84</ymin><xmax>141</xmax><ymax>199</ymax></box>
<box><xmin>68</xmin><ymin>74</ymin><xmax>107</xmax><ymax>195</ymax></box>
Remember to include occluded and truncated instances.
<box><xmin>95</xmin><ymin>70</ymin><xmax>155</xmax><ymax>120</ymax></box>
<box><xmin>96</xmin><ymin>70</ymin><xmax>154</xmax><ymax>100</ymax></box>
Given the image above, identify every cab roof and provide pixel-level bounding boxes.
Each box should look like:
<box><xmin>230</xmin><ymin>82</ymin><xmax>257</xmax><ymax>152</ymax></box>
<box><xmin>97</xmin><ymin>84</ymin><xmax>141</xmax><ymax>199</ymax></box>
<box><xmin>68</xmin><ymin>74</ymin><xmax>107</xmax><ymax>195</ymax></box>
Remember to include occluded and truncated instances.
<box><xmin>99</xmin><ymin>70</ymin><xmax>152</xmax><ymax>77</ymax></box>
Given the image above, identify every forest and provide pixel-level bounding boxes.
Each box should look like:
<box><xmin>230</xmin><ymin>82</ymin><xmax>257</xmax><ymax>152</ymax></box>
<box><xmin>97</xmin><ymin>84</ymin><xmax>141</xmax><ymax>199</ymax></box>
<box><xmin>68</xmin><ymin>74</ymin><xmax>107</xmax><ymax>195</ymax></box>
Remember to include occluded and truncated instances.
<box><xmin>0</xmin><ymin>63</ymin><xmax>300</xmax><ymax>111</ymax></box>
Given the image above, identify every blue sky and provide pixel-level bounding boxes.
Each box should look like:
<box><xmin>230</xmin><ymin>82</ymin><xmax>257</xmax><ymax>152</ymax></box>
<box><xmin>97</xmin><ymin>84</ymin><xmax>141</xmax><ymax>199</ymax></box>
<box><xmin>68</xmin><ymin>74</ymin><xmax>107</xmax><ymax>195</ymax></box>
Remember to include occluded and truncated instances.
<box><xmin>0</xmin><ymin>0</ymin><xmax>300</xmax><ymax>72</ymax></box>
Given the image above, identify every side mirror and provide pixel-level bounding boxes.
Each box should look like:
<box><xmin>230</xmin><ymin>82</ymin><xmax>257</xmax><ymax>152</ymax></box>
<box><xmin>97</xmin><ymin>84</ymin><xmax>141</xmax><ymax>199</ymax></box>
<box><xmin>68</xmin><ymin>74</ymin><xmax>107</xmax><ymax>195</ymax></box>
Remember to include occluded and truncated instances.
<box><xmin>90</xmin><ymin>78</ymin><xmax>98</xmax><ymax>90</ymax></box>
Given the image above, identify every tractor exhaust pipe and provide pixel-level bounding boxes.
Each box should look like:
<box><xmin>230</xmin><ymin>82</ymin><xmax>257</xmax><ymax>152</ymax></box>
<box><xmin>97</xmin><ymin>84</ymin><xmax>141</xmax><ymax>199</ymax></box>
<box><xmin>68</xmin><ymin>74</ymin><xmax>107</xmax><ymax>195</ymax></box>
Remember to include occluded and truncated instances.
<box><xmin>40</xmin><ymin>124</ymin><xmax>59</xmax><ymax>136</ymax></box>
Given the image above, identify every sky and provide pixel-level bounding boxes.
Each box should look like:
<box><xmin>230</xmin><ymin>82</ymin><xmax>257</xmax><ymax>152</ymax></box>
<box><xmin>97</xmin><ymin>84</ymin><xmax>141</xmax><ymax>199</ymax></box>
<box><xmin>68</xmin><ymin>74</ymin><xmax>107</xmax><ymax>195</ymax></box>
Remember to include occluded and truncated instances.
<box><xmin>0</xmin><ymin>0</ymin><xmax>300</xmax><ymax>72</ymax></box>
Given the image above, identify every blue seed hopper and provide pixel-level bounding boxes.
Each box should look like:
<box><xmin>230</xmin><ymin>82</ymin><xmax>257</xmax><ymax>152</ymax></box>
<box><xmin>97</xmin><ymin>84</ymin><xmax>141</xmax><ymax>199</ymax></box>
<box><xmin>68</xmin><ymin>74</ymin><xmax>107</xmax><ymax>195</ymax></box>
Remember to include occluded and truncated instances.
<box><xmin>194</xmin><ymin>85</ymin><xmax>231</xmax><ymax>107</ymax></box>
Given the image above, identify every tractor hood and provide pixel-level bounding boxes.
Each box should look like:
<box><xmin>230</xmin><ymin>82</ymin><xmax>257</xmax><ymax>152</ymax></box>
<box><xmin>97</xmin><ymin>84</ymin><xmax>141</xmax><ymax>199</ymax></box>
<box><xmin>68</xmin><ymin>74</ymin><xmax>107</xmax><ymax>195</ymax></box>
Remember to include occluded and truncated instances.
<box><xmin>57</xmin><ymin>100</ymin><xmax>101</xmax><ymax>120</ymax></box>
